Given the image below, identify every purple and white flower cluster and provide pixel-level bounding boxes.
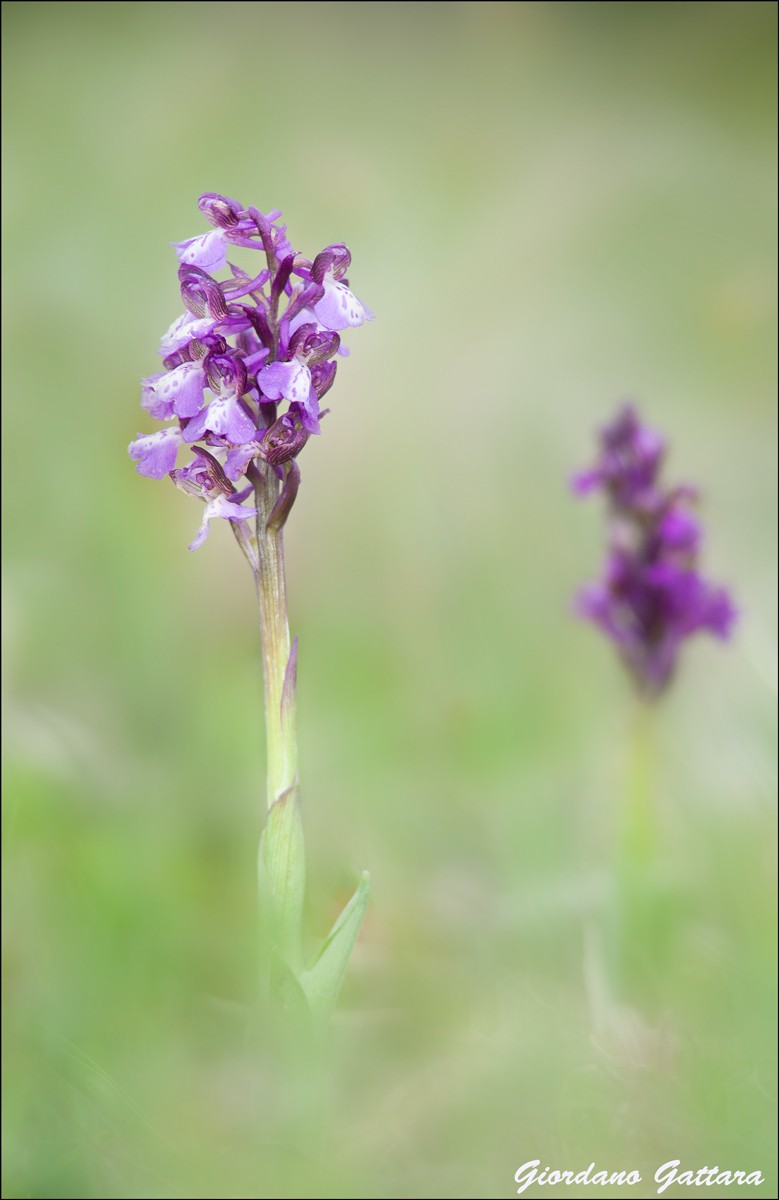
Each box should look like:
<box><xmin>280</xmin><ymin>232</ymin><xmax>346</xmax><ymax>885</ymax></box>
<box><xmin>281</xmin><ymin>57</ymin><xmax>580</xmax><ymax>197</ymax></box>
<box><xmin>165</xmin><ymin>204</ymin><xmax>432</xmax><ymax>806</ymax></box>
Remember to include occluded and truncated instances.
<box><xmin>129</xmin><ymin>193</ymin><xmax>372</xmax><ymax>550</ymax></box>
<box><xmin>573</xmin><ymin>404</ymin><xmax>737</xmax><ymax>695</ymax></box>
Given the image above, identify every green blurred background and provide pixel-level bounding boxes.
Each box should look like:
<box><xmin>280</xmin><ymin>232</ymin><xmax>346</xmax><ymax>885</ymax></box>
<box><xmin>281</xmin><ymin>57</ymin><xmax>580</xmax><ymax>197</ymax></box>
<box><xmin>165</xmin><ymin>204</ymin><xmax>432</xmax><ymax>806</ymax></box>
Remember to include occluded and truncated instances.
<box><xmin>2</xmin><ymin>2</ymin><xmax>776</xmax><ymax>1196</ymax></box>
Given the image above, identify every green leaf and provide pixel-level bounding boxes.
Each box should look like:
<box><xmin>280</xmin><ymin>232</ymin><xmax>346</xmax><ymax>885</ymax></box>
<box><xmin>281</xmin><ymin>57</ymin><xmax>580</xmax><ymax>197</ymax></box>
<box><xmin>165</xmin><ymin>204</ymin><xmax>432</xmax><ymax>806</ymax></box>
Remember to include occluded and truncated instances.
<box><xmin>300</xmin><ymin>872</ymin><xmax>370</xmax><ymax>1018</ymax></box>
<box><xmin>258</xmin><ymin>784</ymin><xmax>305</xmax><ymax>973</ymax></box>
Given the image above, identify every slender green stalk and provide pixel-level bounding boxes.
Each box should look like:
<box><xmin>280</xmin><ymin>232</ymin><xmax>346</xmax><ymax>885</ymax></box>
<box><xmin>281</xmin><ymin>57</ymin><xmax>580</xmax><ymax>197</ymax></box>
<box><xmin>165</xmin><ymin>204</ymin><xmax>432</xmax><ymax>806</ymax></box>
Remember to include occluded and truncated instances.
<box><xmin>254</xmin><ymin>464</ymin><xmax>297</xmax><ymax>807</ymax></box>
<box><xmin>252</xmin><ymin>463</ymin><xmax>306</xmax><ymax>999</ymax></box>
<box><xmin>608</xmin><ymin>701</ymin><xmax>663</xmax><ymax>1006</ymax></box>
<box><xmin>620</xmin><ymin>700</ymin><xmax>654</xmax><ymax>874</ymax></box>
<box><xmin>585</xmin><ymin>700</ymin><xmax>657</xmax><ymax>1056</ymax></box>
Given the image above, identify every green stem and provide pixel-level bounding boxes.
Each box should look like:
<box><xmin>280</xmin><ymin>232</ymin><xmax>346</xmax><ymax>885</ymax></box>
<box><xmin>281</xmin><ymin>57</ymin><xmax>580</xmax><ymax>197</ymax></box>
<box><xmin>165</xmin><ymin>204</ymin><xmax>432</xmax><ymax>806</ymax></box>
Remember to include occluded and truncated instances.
<box><xmin>608</xmin><ymin>699</ymin><xmax>660</xmax><ymax>1004</ymax></box>
<box><xmin>254</xmin><ymin>462</ymin><xmax>305</xmax><ymax>994</ymax></box>
<box><xmin>254</xmin><ymin>465</ymin><xmax>298</xmax><ymax>807</ymax></box>
<box><xmin>620</xmin><ymin>700</ymin><xmax>654</xmax><ymax>871</ymax></box>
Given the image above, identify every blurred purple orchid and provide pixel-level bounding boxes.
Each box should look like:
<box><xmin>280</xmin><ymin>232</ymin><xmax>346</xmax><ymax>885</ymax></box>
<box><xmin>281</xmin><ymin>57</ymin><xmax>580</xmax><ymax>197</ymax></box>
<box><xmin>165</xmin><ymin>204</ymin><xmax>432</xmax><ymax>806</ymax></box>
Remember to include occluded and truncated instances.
<box><xmin>573</xmin><ymin>404</ymin><xmax>737</xmax><ymax>696</ymax></box>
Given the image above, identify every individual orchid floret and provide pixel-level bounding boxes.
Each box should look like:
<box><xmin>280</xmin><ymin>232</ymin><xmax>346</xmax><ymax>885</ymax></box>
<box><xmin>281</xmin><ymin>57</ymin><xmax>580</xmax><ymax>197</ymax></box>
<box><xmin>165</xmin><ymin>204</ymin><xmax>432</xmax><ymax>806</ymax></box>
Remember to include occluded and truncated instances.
<box><xmin>175</xmin><ymin>197</ymin><xmax>292</xmax><ymax>272</ymax></box>
<box><xmin>573</xmin><ymin>403</ymin><xmax>737</xmax><ymax>696</ymax></box>
<box><xmin>180</xmin><ymin>349</ymin><xmax>256</xmax><ymax>445</ymax></box>
<box><xmin>257</xmin><ymin>324</ymin><xmax>340</xmax><ymax>428</ymax></box>
<box><xmin>307</xmin><ymin>243</ymin><xmax>373</xmax><ymax>331</ymax></box>
<box><xmin>169</xmin><ymin>450</ymin><xmax>230</xmax><ymax>500</ymax></box>
<box><xmin>171</xmin><ymin>450</ymin><xmax>256</xmax><ymax>552</ymax></box>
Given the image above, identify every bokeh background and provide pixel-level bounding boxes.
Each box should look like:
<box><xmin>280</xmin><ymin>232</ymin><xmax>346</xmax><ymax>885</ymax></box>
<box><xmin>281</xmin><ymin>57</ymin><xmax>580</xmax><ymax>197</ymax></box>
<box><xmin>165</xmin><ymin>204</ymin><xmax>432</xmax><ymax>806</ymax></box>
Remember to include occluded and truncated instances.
<box><xmin>3</xmin><ymin>2</ymin><xmax>777</xmax><ymax>1197</ymax></box>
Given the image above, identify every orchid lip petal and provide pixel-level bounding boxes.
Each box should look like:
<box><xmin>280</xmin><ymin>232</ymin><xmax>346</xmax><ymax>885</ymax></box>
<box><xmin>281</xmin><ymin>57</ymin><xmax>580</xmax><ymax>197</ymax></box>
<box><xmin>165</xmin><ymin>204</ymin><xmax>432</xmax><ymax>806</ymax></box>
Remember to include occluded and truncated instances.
<box><xmin>128</xmin><ymin>427</ymin><xmax>182</xmax><ymax>478</ymax></box>
<box><xmin>257</xmin><ymin>360</ymin><xmax>312</xmax><ymax>405</ymax></box>
<box><xmin>173</xmin><ymin>229</ymin><xmax>228</xmax><ymax>272</ymax></box>
<box><xmin>313</xmin><ymin>278</ymin><xmax>372</xmax><ymax>331</ymax></box>
<box><xmin>182</xmin><ymin>394</ymin><xmax>256</xmax><ymax>445</ymax></box>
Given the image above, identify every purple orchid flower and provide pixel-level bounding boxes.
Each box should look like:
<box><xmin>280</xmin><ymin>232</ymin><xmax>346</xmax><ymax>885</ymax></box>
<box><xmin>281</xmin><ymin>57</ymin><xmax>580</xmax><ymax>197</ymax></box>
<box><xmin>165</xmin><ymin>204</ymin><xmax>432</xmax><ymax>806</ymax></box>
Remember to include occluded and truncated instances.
<box><xmin>169</xmin><ymin>451</ymin><xmax>257</xmax><ymax>552</ymax></box>
<box><xmin>309</xmin><ymin>243</ymin><xmax>373</xmax><ymax>331</ymax></box>
<box><xmin>573</xmin><ymin>404</ymin><xmax>737</xmax><ymax>696</ymax></box>
<box><xmin>129</xmin><ymin>193</ymin><xmax>371</xmax><ymax>548</ymax></box>
<box><xmin>257</xmin><ymin>324</ymin><xmax>340</xmax><ymax>431</ymax></box>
